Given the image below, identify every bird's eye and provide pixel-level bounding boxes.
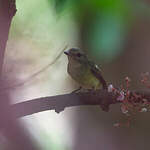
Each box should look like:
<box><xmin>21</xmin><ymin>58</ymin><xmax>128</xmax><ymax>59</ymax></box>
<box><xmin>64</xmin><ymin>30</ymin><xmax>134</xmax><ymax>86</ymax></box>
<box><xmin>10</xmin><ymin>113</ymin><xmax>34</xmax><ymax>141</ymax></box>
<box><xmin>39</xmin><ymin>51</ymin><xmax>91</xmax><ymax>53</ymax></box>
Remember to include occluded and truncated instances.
<box><xmin>77</xmin><ymin>53</ymin><xmax>81</xmax><ymax>57</ymax></box>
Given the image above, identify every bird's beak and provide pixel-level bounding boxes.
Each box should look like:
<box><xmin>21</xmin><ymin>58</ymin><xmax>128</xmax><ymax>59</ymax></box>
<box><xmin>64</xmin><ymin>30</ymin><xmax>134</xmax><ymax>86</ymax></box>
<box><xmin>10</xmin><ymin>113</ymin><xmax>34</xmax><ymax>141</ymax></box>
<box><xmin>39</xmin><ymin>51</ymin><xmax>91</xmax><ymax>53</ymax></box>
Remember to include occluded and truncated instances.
<box><xmin>64</xmin><ymin>50</ymin><xmax>69</xmax><ymax>55</ymax></box>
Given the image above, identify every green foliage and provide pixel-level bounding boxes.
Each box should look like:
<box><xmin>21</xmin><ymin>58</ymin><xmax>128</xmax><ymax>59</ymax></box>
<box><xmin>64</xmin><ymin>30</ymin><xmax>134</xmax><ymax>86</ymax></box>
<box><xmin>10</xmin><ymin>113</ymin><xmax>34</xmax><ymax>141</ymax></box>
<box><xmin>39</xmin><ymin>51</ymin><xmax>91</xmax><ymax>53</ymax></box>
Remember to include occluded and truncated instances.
<box><xmin>87</xmin><ymin>14</ymin><xmax>126</xmax><ymax>62</ymax></box>
<box><xmin>50</xmin><ymin>0</ymin><xmax>150</xmax><ymax>62</ymax></box>
<box><xmin>51</xmin><ymin>0</ymin><xmax>67</xmax><ymax>13</ymax></box>
<box><xmin>50</xmin><ymin>0</ymin><xmax>132</xmax><ymax>62</ymax></box>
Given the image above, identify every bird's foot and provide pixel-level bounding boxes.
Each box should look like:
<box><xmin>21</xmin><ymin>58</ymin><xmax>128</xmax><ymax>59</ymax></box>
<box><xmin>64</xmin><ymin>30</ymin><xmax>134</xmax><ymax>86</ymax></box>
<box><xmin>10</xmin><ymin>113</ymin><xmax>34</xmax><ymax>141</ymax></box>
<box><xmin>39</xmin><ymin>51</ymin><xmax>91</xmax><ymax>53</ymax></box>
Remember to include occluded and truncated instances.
<box><xmin>71</xmin><ymin>87</ymin><xmax>96</xmax><ymax>93</ymax></box>
<box><xmin>71</xmin><ymin>87</ymin><xmax>82</xmax><ymax>93</ymax></box>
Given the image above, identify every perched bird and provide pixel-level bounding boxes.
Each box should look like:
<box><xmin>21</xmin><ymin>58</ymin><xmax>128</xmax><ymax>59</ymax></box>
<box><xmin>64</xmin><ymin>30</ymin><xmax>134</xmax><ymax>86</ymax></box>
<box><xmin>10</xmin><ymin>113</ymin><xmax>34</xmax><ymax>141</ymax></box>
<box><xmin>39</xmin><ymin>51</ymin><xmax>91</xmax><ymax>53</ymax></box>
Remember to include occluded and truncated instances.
<box><xmin>64</xmin><ymin>48</ymin><xmax>107</xmax><ymax>90</ymax></box>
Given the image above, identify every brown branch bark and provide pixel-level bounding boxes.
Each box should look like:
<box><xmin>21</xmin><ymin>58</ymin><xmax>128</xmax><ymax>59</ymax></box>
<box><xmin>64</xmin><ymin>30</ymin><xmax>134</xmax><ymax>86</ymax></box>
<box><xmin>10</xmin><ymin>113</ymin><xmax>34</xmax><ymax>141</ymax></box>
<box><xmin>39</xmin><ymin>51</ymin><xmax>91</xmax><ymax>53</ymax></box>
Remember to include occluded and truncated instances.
<box><xmin>11</xmin><ymin>90</ymin><xmax>118</xmax><ymax>117</ymax></box>
<box><xmin>12</xmin><ymin>90</ymin><xmax>117</xmax><ymax>117</ymax></box>
<box><xmin>0</xmin><ymin>0</ymin><xmax>16</xmax><ymax>74</ymax></box>
<box><xmin>11</xmin><ymin>89</ymin><xmax>150</xmax><ymax>118</ymax></box>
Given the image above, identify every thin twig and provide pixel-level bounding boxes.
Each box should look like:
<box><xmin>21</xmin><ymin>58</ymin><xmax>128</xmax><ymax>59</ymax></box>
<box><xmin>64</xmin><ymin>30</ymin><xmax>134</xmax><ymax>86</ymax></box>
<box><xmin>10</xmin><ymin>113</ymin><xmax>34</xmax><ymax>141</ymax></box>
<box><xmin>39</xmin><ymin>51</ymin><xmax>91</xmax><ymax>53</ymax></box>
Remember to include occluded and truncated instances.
<box><xmin>0</xmin><ymin>45</ymin><xmax>68</xmax><ymax>92</ymax></box>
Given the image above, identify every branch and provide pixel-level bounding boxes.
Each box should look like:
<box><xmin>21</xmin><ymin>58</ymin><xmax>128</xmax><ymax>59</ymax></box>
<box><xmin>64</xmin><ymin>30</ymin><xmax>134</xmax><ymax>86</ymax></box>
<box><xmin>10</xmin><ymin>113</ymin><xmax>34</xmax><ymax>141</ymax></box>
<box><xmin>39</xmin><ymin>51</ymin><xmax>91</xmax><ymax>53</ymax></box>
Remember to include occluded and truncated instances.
<box><xmin>11</xmin><ymin>90</ymin><xmax>120</xmax><ymax>118</ymax></box>
<box><xmin>11</xmin><ymin>89</ymin><xmax>150</xmax><ymax>118</ymax></box>
<box><xmin>0</xmin><ymin>0</ymin><xmax>16</xmax><ymax>75</ymax></box>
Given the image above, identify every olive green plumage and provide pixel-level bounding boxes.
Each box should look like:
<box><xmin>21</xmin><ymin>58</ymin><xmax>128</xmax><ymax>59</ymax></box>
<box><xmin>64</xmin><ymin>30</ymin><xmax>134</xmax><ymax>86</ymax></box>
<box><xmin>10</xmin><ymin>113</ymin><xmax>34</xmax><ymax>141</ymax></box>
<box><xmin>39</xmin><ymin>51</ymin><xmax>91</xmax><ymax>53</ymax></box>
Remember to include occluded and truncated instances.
<box><xmin>64</xmin><ymin>48</ymin><xmax>106</xmax><ymax>89</ymax></box>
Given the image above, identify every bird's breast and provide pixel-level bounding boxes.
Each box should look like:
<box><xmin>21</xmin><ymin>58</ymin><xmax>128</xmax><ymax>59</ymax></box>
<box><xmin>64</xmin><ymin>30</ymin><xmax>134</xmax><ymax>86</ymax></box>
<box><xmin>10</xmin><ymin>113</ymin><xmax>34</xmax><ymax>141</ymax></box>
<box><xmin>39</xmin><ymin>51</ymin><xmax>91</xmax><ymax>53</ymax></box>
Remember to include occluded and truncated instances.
<box><xmin>67</xmin><ymin>61</ymin><xmax>100</xmax><ymax>89</ymax></box>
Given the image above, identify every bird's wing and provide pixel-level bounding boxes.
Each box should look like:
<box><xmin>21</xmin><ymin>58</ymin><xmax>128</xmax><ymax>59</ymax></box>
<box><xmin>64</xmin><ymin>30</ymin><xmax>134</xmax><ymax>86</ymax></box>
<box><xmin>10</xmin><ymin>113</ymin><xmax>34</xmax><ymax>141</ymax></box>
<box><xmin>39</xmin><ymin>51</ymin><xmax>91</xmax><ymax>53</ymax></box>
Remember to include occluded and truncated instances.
<box><xmin>88</xmin><ymin>60</ymin><xmax>101</xmax><ymax>74</ymax></box>
<box><xmin>88</xmin><ymin>60</ymin><xmax>107</xmax><ymax>89</ymax></box>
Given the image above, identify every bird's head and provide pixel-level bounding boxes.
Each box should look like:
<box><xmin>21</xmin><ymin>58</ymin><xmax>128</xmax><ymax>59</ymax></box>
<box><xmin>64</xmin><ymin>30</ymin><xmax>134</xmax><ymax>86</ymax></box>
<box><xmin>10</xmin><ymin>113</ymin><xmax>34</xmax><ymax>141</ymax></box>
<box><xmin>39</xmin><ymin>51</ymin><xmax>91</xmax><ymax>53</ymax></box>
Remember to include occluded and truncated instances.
<box><xmin>64</xmin><ymin>48</ymin><xmax>87</xmax><ymax>64</ymax></box>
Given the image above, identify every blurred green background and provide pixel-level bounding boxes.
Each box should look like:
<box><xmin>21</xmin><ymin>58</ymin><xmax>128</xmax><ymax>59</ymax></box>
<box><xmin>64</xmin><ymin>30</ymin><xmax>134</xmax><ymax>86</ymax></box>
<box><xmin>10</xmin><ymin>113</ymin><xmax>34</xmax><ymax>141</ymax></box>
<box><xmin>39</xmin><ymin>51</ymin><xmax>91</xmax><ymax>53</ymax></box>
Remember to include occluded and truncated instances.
<box><xmin>2</xmin><ymin>0</ymin><xmax>150</xmax><ymax>149</ymax></box>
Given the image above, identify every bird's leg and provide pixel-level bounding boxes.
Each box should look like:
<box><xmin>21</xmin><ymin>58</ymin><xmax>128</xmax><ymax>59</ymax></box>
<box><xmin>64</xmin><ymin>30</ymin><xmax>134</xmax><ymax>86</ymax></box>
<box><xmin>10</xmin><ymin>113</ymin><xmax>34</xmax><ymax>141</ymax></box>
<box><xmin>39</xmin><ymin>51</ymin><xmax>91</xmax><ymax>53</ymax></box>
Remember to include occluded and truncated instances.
<box><xmin>86</xmin><ymin>87</ymin><xmax>95</xmax><ymax>92</ymax></box>
<box><xmin>71</xmin><ymin>87</ymin><xmax>96</xmax><ymax>93</ymax></box>
<box><xmin>71</xmin><ymin>86</ymin><xmax>82</xmax><ymax>93</ymax></box>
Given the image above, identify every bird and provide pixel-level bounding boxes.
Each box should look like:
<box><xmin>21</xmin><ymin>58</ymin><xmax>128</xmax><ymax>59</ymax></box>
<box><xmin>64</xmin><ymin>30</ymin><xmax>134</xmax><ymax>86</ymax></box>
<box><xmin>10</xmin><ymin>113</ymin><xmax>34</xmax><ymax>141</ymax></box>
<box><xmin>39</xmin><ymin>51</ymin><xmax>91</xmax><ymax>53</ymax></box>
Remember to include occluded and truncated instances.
<box><xmin>64</xmin><ymin>48</ymin><xmax>107</xmax><ymax>90</ymax></box>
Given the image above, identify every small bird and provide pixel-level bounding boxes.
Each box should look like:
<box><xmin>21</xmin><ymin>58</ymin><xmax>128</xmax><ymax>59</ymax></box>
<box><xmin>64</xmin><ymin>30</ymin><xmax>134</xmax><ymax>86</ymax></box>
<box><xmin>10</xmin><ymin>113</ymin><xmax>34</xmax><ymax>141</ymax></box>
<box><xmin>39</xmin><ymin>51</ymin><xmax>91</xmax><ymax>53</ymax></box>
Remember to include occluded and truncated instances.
<box><xmin>64</xmin><ymin>48</ymin><xmax>107</xmax><ymax>90</ymax></box>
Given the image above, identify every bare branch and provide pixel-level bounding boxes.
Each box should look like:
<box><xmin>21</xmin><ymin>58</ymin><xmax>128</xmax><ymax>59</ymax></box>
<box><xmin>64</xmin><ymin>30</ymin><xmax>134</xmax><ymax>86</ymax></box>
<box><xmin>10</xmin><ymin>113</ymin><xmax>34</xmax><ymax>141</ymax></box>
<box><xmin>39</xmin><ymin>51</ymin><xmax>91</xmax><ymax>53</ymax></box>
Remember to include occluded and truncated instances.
<box><xmin>11</xmin><ymin>89</ymin><xmax>150</xmax><ymax>118</ymax></box>
<box><xmin>12</xmin><ymin>90</ymin><xmax>119</xmax><ymax>118</ymax></box>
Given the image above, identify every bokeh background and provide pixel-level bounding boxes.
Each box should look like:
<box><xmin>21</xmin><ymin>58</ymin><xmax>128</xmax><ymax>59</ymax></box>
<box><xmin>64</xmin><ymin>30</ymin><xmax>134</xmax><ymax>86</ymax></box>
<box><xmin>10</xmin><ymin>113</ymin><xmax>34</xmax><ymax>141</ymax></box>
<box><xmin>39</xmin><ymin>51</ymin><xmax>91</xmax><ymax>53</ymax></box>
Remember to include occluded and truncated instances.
<box><xmin>2</xmin><ymin>0</ymin><xmax>150</xmax><ymax>149</ymax></box>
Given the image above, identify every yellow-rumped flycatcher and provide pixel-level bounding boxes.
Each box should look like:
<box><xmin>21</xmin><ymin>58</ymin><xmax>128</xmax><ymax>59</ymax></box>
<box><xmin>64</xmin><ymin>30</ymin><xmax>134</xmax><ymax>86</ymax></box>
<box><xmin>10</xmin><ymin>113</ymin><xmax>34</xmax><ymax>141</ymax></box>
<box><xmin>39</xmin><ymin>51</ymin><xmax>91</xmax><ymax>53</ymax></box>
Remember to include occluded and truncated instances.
<box><xmin>64</xmin><ymin>48</ymin><xmax>107</xmax><ymax>90</ymax></box>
